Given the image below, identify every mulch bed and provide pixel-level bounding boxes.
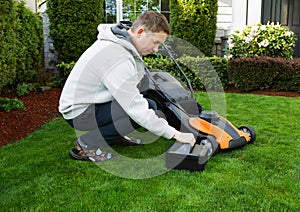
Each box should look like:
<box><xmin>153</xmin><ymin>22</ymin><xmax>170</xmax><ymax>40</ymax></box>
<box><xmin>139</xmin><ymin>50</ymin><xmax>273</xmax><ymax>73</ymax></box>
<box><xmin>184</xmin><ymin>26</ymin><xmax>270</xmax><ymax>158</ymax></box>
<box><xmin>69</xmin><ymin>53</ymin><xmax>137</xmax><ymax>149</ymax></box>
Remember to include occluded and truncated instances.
<box><xmin>0</xmin><ymin>88</ymin><xmax>61</xmax><ymax>147</ymax></box>
<box><xmin>0</xmin><ymin>88</ymin><xmax>299</xmax><ymax>147</ymax></box>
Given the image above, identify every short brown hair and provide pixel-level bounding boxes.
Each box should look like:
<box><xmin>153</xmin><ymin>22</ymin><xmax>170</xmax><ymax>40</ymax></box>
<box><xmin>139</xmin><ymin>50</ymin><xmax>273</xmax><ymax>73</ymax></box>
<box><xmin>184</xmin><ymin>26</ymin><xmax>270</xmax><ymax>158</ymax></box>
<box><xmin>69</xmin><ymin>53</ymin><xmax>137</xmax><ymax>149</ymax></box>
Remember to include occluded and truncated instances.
<box><xmin>131</xmin><ymin>11</ymin><xmax>171</xmax><ymax>35</ymax></box>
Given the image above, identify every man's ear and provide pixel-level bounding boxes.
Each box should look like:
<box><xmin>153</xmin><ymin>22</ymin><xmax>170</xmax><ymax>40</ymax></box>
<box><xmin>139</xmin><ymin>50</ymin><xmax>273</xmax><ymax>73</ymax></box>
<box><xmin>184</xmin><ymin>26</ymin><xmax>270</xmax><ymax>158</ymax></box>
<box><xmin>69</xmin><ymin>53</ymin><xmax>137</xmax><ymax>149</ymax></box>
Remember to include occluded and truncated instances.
<box><xmin>136</xmin><ymin>28</ymin><xmax>144</xmax><ymax>36</ymax></box>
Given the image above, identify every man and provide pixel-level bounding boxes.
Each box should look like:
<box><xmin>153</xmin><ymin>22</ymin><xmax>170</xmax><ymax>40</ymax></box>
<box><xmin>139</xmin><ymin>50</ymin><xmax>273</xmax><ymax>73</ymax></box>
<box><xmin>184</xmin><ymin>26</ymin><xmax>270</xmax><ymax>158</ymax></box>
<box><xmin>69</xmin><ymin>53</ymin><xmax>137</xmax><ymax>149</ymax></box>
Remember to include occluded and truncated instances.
<box><xmin>59</xmin><ymin>11</ymin><xmax>196</xmax><ymax>162</ymax></box>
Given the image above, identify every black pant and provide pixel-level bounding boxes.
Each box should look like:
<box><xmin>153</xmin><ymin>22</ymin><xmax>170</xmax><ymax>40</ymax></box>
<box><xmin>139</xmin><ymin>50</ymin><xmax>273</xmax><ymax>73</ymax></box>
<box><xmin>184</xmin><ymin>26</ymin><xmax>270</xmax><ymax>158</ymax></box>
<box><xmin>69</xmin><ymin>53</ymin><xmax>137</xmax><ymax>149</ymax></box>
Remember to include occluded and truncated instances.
<box><xmin>66</xmin><ymin>99</ymin><xmax>156</xmax><ymax>148</ymax></box>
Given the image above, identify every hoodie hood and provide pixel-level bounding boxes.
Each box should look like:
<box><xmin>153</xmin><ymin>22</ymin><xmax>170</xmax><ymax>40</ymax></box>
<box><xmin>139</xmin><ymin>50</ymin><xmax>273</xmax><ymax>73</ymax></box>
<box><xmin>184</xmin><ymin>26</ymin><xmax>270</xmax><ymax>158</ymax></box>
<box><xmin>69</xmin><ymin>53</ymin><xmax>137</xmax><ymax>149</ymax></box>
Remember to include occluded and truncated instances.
<box><xmin>97</xmin><ymin>22</ymin><xmax>141</xmax><ymax>59</ymax></box>
<box><xmin>111</xmin><ymin>21</ymin><xmax>132</xmax><ymax>43</ymax></box>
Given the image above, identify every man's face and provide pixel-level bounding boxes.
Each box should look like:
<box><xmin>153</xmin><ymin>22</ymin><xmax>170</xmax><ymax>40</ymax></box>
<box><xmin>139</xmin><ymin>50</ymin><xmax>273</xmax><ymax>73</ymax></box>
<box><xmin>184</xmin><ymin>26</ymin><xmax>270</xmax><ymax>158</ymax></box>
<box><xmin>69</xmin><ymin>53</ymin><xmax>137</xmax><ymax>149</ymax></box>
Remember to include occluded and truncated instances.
<box><xmin>131</xmin><ymin>28</ymin><xmax>168</xmax><ymax>56</ymax></box>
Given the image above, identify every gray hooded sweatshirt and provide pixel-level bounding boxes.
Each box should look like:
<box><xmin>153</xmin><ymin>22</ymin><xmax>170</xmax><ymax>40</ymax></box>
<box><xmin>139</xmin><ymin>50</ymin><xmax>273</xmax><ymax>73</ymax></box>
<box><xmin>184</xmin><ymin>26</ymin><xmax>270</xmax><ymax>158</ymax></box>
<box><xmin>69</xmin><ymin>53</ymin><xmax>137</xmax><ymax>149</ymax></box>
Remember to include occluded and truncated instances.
<box><xmin>59</xmin><ymin>23</ymin><xmax>176</xmax><ymax>139</ymax></box>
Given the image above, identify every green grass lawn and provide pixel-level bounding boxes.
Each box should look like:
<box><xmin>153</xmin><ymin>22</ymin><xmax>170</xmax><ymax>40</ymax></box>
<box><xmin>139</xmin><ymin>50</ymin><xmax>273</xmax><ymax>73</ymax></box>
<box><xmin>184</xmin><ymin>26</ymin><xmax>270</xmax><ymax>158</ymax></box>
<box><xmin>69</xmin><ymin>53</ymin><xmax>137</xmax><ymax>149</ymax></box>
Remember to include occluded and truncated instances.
<box><xmin>1</xmin><ymin>92</ymin><xmax>299</xmax><ymax>211</ymax></box>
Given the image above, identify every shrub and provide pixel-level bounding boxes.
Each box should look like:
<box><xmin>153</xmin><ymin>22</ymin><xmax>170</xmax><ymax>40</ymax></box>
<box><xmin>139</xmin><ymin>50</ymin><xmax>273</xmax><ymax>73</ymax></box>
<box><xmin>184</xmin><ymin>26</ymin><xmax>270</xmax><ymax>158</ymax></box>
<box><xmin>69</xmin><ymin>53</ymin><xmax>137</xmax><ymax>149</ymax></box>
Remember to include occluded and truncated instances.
<box><xmin>52</xmin><ymin>61</ymin><xmax>76</xmax><ymax>87</ymax></box>
<box><xmin>16</xmin><ymin>83</ymin><xmax>35</xmax><ymax>96</ymax></box>
<box><xmin>47</xmin><ymin>0</ymin><xmax>105</xmax><ymax>63</ymax></box>
<box><xmin>206</xmin><ymin>56</ymin><xmax>230</xmax><ymax>89</ymax></box>
<box><xmin>228</xmin><ymin>56</ymin><xmax>300</xmax><ymax>92</ymax></box>
<box><xmin>0</xmin><ymin>0</ymin><xmax>18</xmax><ymax>92</ymax></box>
<box><xmin>170</xmin><ymin>0</ymin><xmax>218</xmax><ymax>57</ymax></box>
<box><xmin>144</xmin><ymin>55</ymin><xmax>175</xmax><ymax>72</ymax></box>
<box><xmin>14</xmin><ymin>2</ymin><xmax>43</xmax><ymax>85</ymax></box>
<box><xmin>225</xmin><ymin>22</ymin><xmax>296</xmax><ymax>59</ymax></box>
<box><xmin>178</xmin><ymin>55</ymin><xmax>229</xmax><ymax>90</ymax></box>
<box><xmin>0</xmin><ymin>97</ymin><xmax>25</xmax><ymax>112</ymax></box>
<box><xmin>144</xmin><ymin>55</ymin><xmax>229</xmax><ymax>90</ymax></box>
<box><xmin>0</xmin><ymin>0</ymin><xmax>43</xmax><ymax>93</ymax></box>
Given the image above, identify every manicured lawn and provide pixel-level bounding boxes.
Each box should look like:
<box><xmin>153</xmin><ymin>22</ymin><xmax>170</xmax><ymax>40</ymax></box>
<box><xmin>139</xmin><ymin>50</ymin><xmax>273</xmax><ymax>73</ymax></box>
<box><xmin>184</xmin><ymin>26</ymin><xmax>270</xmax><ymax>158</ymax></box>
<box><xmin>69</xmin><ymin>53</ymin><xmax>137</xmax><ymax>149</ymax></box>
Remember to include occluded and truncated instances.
<box><xmin>1</xmin><ymin>92</ymin><xmax>299</xmax><ymax>211</ymax></box>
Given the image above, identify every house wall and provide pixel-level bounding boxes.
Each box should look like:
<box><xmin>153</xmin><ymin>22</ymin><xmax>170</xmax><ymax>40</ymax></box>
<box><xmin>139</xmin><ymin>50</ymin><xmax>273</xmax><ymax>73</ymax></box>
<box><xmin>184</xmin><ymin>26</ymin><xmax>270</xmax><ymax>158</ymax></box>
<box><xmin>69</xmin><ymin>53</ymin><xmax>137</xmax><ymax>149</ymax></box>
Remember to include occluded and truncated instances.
<box><xmin>216</xmin><ymin>0</ymin><xmax>232</xmax><ymax>39</ymax></box>
<box><xmin>214</xmin><ymin>0</ymin><xmax>262</xmax><ymax>56</ymax></box>
<box><xmin>247</xmin><ymin>0</ymin><xmax>262</xmax><ymax>25</ymax></box>
<box><xmin>21</xmin><ymin>0</ymin><xmax>37</xmax><ymax>13</ymax></box>
<box><xmin>231</xmin><ymin>0</ymin><xmax>262</xmax><ymax>31</ymax></box>
<box><xmin>214</xmin><ymin>0</ymin><xmax>232</xmax><ymax>56</ymax></box>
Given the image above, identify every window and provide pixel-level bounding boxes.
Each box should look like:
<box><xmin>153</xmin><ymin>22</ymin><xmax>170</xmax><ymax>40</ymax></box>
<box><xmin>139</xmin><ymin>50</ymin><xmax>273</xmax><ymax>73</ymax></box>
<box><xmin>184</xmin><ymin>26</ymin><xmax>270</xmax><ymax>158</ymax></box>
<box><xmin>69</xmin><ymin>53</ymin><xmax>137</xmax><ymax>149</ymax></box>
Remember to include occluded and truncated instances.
<box><xmin>104</xmin><ymin>0</ymin><xmax>117</xmax><ymax>23</ymax></box>
<box><xmin>104</xmin><ymin>0</ymin><xmax>170</xmax><ymax>23</ymax></box>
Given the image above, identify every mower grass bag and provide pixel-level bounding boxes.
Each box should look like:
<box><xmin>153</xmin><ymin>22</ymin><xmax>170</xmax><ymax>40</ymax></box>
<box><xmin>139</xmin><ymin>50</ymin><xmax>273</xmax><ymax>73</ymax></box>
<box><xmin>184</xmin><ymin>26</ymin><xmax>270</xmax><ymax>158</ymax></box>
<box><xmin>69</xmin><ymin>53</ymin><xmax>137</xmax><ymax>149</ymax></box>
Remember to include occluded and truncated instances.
<box><xmin>140</xmin><ymin>70</ymin><xmax>256</xmax><ymax>172</ymax></box>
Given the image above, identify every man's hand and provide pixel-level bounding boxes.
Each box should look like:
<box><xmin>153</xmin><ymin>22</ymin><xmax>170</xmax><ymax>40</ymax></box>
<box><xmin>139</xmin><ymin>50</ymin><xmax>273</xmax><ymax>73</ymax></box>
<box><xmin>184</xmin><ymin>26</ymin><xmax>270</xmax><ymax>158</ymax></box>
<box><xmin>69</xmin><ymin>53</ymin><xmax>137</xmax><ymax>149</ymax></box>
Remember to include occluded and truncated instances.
<box><xmin>173</xmin><ymin>131</ymin><xmax>196</xmax><ymax>147</ymax></box>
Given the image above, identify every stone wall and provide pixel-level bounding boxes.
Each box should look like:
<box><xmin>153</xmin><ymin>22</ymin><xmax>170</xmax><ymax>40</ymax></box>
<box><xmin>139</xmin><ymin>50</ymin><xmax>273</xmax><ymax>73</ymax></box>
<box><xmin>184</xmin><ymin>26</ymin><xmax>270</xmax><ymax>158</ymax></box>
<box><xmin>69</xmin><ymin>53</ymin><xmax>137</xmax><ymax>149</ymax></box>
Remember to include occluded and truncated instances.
<box><xmin>40</xmin><ymin>2</ymin><xmax>58</xmax><ymax>72</ymax></box>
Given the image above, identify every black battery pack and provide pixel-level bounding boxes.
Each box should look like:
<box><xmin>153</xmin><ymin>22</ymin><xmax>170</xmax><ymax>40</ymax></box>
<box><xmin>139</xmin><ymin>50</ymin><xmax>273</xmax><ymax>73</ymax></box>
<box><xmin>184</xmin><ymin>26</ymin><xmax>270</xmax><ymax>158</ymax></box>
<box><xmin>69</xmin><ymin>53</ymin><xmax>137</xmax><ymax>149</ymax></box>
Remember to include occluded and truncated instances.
<box><xmin>166</xmin><ymin>142</ymin><xmax>209</xmax><ymax>172</ymax></box>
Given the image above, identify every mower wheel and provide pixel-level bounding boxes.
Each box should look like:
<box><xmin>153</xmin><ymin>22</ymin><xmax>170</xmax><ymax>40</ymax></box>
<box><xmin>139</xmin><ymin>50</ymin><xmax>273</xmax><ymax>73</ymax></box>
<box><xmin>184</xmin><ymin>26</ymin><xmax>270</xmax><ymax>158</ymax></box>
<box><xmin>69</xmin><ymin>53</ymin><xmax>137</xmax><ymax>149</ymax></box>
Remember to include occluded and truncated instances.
<box><xmin>238</xmin><ymin>126</ymin><xmax>256</xmax><ymax>144</ymax></box>
<box><xmin>199</xmin><ymin>135</ymin><xmax>219</xmax><ymax>157</ymax></box>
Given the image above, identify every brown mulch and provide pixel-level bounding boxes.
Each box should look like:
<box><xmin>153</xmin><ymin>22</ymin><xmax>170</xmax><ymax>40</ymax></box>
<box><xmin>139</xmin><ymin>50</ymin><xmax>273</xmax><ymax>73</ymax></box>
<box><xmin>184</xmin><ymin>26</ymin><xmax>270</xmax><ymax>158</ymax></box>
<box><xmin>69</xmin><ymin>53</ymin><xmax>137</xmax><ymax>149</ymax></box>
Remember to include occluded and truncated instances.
<box><xmin>0</xmin><ymin>88</ymin><xmax>299</xmax><ymax>147</ymax></box>
<box><xmin>0</xmin><ymin>88</ymin><xmax>62</xmax><ymax>147</ymax></box>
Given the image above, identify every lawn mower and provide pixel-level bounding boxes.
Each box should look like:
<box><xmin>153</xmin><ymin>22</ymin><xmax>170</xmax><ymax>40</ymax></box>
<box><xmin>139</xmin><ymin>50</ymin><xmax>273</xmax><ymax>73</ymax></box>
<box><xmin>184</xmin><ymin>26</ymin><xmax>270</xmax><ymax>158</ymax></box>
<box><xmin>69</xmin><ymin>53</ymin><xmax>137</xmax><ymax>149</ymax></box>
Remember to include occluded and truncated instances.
<box><xmin>140</xmin><ymin>44</ymin><xmax>256</xmax><ymax>171</ymax></box>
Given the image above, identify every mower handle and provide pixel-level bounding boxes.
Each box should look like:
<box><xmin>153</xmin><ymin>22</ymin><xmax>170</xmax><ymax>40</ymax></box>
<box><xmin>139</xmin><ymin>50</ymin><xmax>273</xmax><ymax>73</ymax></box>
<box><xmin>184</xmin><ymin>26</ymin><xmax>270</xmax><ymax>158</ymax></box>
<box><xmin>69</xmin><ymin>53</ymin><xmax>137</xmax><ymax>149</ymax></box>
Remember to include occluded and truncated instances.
<box><xmin>161</xmin><ymin>43</ymin><xmax>195</xmax><ymax>99</ymax></box>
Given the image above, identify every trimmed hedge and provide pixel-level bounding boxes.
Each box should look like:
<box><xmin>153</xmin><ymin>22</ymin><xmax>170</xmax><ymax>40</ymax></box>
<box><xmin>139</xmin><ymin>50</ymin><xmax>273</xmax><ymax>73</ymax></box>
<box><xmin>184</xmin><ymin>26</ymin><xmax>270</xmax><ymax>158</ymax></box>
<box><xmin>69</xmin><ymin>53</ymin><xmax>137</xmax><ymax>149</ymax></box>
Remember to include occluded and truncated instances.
<box><xmin>228</xmin><ymin>56</ymin><xmax>300</xmax><ymax>92</ymax></box>
<box><xmin>46</xmin><ymin>0</ymin><xmax>105</xmax><ymax>63</ymax></box>
<box><xmin>170</xmin><ymin>0</ymin><xmax>218</xmax><ymax>57</ymax></box>
<box><xmin>0</xmin><ymin>0</ymin><xmax>17</xmax><ymax>92</ymax></box>
<box><xmin>0</xmin><ymin>0</ymin><xmax>43</xmax><ymax>93</ymax></box>
<box><xmin>144</xmin><ymin>55</ymin><xmax>229</xmax><ymax>91</ymax></box>
<box><xmin>14</xmin><ymin>2</ymin><xmax>43</xmax><ymax>84</ymax></box>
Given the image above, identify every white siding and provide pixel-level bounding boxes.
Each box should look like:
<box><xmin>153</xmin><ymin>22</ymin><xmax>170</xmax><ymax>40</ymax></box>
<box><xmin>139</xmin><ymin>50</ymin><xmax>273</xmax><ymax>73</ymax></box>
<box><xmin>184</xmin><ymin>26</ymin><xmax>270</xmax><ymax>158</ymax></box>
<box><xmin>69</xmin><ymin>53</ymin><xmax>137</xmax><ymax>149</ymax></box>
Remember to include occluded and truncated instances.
<box><xmin>216</xmin><ymin>0</ymin><xmax>232</xmax><ymax>39</ymax></box>
<box><xmin>247</xmin><ymin>0</ymin><xmax>262</xmax><ymax>24</ymax></box>
<box><xmin>20</xmin><ymin>0</ymin><xmax>37</xmax><ymax>13</ymax></box>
